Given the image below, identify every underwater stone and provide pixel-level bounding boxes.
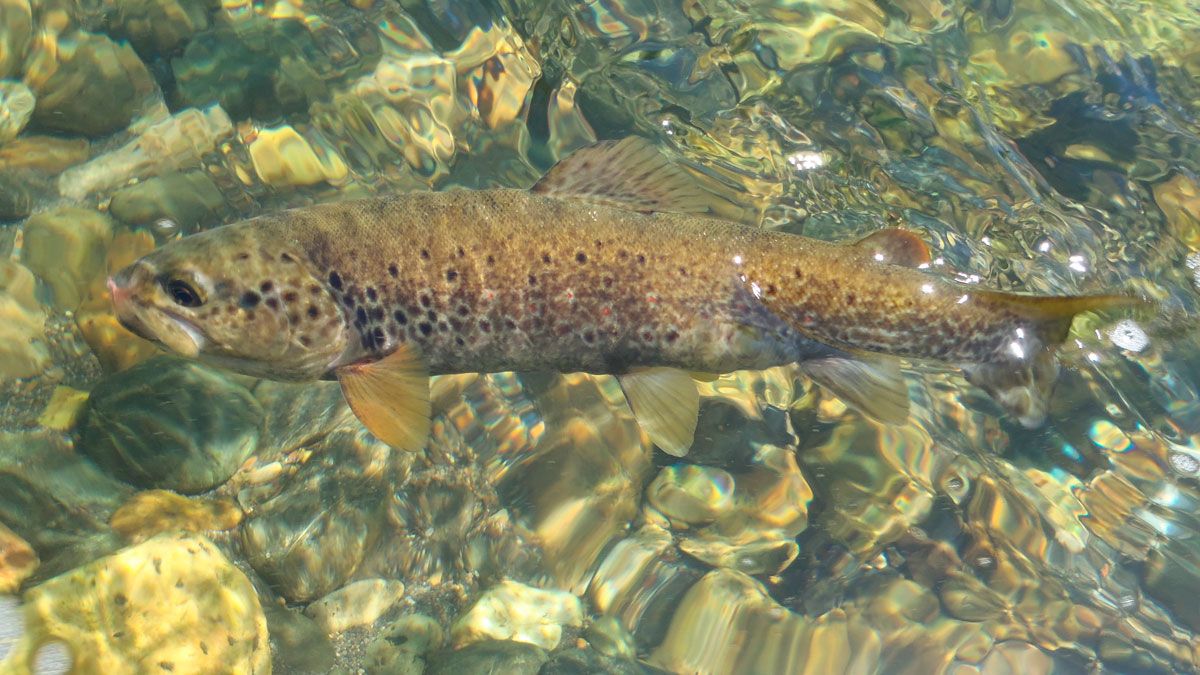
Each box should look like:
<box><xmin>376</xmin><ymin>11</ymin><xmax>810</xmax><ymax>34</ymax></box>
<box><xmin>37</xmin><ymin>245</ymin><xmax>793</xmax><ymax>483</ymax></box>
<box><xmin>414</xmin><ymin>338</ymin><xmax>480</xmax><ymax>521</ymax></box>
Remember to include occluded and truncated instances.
<box><xmin>583</xmin><ymin>616</ymin><xmax>636</xmax><ymax>659</ymax></box>
<box><xmin>0</xmin><ymin>136</ymin><xmax>88</xmax><ymax>173</ymax></box>
<box><xmin>263</xmin><ymin>604</ymin><xmax>336</xmax><ymax>674</ymax></box>
<box><xmin>30</xmin><ymin>31</ymin><xmax>155</xmax><ymax>137</ymax></box>
<box><xmin>0</xmin><ymin>533</ymin><xmax>269</xmax><ymax>673</ymax></box>
<box><xmin>646</xmin><ymin>464</ymin><xmax>735</xmax><ymax>525</ymax></box>
<box><xmin>0</xmin><ymin>520</ymin><xmax>37</xmax><ymax>593</ymax></box>
<box><xmin>108</xmin><ymin>0</ymin><xmax>209</xmax><ymax>55</ymax></box>
<box><xmin>450</xmin><ymin>579</ymin><xmax>584</xmax><ymax>650</ymax></box>
<box><xmin>58</xmin><ymin>105</ymin><xmax>232</xmax><ymax>200</ymax></box>
<box><xmin>20</xmin><ymin>207</ymin><xmax>114</xmax><ymax>310</ymax></box>
<box><xmin>240</xmin><ymin>454</ymin><xmax>380</xmax><ymax>603</ymax></box>
<box><xmin>0</xmin><ymin>430</ymin><xmax>131</xmax><ymax>560</ymax></box>
<box><xmin>108</xmin><ymin>489</ymin><xmax>242</xmax><ymax>544</ymax></box>
<box><xmin>0</xmin><ymin>0</ymin><xmax>31</xmax><ymax>80</ymax></box>
<box><xmin>248</xmin><ymin>124</ymin><xmax>349</xmax><ymax>188</ymax></box>
<box><xmin>304</xmin><ymin>578</ymin><xmax>405</xmax><ymax>635</ymax></box>
<box><xmin>0</xmin><ymin>79</ymin><xmax>33</xmax><ymax>144</ymax></box>
<box><xmin>539</xmin><ymin>648</ymin><xmax>648</xmax><ymax>675</ymax></box>
<box><xmin>426</xmin><ymin>639</ymin><xmax>548</xmax><ymax>675</ymax></box>
<box><xmin>0</xmin><ymin>261</ymin><xmax>49</xmax><ymax>380</ymax></box>
<box><xmin>78</xmin><ymin>356</ymin><xmax>263</xmax><ymax>494</ymax></box>
<box><xmin>108</xmin><ymin>170</ymin><xmax>226</xmax><ymax>231</ymax></box>
<box><xmin>364</xmin><ymin>613</ymin><xmax>444</xmax><ymax>674</ymax></box>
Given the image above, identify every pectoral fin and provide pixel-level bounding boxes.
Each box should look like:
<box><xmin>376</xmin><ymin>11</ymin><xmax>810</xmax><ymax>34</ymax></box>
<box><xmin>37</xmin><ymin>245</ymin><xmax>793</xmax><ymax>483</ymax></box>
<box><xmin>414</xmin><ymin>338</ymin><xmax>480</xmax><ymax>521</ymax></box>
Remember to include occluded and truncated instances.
<box><xmin>801</xmin><ymin>356</ymin><xmax>910</xmax><ymax>425</ymax></box>
<box><xmin>619</xmin><ymin>367</ymin><xmax>700</xmax><ymax>457</ymax></box>
<box><xmin>336</xmin><ymin>343</ymin><xmax>431</xmax><ymax>452</ymax></box>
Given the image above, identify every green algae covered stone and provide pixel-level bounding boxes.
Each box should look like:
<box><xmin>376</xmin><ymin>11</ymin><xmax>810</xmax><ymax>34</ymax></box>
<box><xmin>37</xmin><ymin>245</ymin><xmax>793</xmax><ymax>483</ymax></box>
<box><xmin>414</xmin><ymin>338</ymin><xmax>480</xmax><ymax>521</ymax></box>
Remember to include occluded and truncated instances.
<box><xmin>78</xmin><ymin>356</ymin><xmax>262</xmax><ymax>494</ymax></box>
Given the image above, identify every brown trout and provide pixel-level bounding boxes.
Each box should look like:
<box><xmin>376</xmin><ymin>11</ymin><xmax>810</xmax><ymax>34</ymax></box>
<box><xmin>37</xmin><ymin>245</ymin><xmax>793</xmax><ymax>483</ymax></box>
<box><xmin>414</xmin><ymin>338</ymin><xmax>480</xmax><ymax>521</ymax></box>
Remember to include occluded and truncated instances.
<box><xmin>109</xmin><ymin>138</ymin><xmax>1137</xmax><ymax>455</ymax></box>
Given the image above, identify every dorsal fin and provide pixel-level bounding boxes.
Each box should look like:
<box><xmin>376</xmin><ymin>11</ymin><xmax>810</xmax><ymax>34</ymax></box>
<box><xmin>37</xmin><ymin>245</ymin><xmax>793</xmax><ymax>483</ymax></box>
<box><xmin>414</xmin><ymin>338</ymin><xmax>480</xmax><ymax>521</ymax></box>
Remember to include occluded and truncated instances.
<box><xmin>532</xmin><ymin>137</ymin><xmax>711</xmax><ymax>214</ymax></box>
<box><xmin>336</xmin><ymin>342</ymin><xmax>431</xmax><ymax>452</ymax></box>
<box><xmin>853</xmin><ymin>228</ymin><xmax>932</xmax><ymax>268</ymax></box>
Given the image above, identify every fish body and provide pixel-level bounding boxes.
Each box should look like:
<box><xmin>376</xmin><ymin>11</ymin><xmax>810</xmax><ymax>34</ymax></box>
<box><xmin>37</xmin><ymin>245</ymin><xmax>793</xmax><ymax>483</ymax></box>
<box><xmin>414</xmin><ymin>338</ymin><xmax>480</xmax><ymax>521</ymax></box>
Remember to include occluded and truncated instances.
<box><xmin>110</xmin><ymin>139</ymin><xmax>1138</xmax><ymax>454</ymax></box>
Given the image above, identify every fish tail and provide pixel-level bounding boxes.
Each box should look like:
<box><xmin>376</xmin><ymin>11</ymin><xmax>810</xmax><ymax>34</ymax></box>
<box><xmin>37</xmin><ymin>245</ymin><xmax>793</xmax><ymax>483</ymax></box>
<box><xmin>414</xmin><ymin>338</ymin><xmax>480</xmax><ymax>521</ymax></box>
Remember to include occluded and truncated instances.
<box><xmin>964</xmin><ymin>291</ymin><xmax>1149</xmax><ymax>427</ymax></box>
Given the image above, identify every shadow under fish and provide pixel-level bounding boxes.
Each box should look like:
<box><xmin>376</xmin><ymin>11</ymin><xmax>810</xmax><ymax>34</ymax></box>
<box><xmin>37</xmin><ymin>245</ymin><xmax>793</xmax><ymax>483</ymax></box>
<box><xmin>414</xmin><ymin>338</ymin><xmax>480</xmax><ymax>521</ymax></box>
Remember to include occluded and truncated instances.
<box><xmin>108</xmin><ymin>138</ymin><xmax>1145</xmax><ymax>456</ymax></box>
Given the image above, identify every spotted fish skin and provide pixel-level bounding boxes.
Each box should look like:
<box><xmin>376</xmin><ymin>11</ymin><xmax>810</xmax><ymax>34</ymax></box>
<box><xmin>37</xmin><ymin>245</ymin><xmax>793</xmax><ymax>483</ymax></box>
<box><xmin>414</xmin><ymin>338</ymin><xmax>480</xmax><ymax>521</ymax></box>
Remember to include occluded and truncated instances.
<box><xmin>217</xmin><ymin>188</ymin><xmax>1085</xmax><ymax>378</ymax></box>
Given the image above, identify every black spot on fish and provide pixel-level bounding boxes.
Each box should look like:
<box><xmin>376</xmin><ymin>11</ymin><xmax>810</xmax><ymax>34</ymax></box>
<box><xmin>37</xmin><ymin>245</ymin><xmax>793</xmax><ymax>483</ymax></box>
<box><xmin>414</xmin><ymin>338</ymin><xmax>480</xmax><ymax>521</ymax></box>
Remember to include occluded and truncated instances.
<box><xmin>846</xmin><ymin>293</ymin><xmax>855</xmax><ymax>305</ymax></box>
<box><xmin>446</xmin><ymin>269</ymin><xmax>458</xmax><ymax>282</ymax></box>
<box><xmin>283</xmin><ymin>291</ymin><xmax>298</xmax><ymax>303</ymax></box>
<box><xmin>388</xmin><ymin>264</ymin><xmax>399</xmax><ymax>278</ymax></box>
<box><xmin>355</xmin><ymin>307</ymin><xmax>367</xmax><ymax>324</ymax></box>
<box><xmin>329</xmin><ymin>272</ymin><xmax>343</xmax><ymax>290</ymax></box>
<box><xmin>528</xmin><ymin>274</ymin><xmax>538</xmax><ymax>287</ymax></box>
<box><xmin>426</xmin><ymin>309</ymin><xmax>437</xmax><ymax>322</ymax></box>
<box><xmin>636</xmin><ymin>254</ymin><xmax>646</xmax><ymax>265</ymax></box>
<box><xmin>265</xmin><ymin>298</ymin><xmax>279</xmax><ymax>310</ymax></box>
<box><xmin>420</xmin><ymin>294</ymin><xmax>432</xmax><ymax>308</ymax></box>
<box><xmin>280</xmin><ymin>252</ymin><xmax>296</xmax><ymax>263</ymax></box>
<box><xmin>678</xmin><ymin>266</ymin><xmax>689</xmax><ymax>277</ymax></box>
<box><xmin>455</xmin><ymin>336</ymin><xmax>465</xmax><ymax>346</ymax></box>
<box><xmin>582</xmin><ymin>330</ymin><xmax>595</xmax><ymax>344</ymax></box>
<box><xmin>618</xmin><ymin>250</ymin><xmax>628</xmax><ymax>259</ymax></box>
<box><xmin>260</xmin><ymin>281</ymin><xmax>274</xmax><ymax>293</ymax></box>
<box><xmin>418</xmin><ymin>322</ymin><xmax>433</xmax><ymax>336</ymax></box>
<box><xmin>457</xmin><ymin>305</ymin><xmax>470</xmax><ymax>316</ymax></box>
<box><xmin>307</xmin><ymin>305</ymin><xmax>319</xmax><ymax>319</ymax></box>
<box><xmin>437</xmin><ymin>321</ymin><xmax>449</xmax><ymax>332</ymax></box>
<box><xmin>666</xmin><ymin>329</ymin><xmax>679</xmax><ymax>343</ymax></box>
<box><xmin>309</xmin><ymin>285</ymin><xmax>322</xmax><ymax>295</ymax></box>
<box><xmin>504</xmin><ymin>318</ymin><xmax>517</xmax><ymax>330</ymax></box>
<box><xmin>420</xmin><ymin>249</ymin><xmax>430</xmax><ymax>260</ymax></box>
<box><xmin>641</xmin><ymin>330</ymin><xmax>654</xmax><ymax>342</ymax></box>
<box><xmin>449</xmin><ymin>317</ymin><xmax>463</xmax><ymax>331</ymax></box>
<box><xmin>394</xmin><ymin>310</ymin><xmax>408</xmax><ymax>325</ymax></box>
<box><xmin>370</xmin><ymin>306</ymin><xmax>384</xmax><ymax>321</ymax></box>
<box><xmin>480</xmin><ymin>320</ymin><xmax>491</xmax><ymax>332</ymax></box>
<box><xmin>342</xmin><ymin>295</ymin><xmax>355</xmax><ymax>308</ymax></box>
<box><xmin>456</xmin><ymin>246</ymin><xmax>466</xmax><ymax>258</ymax></box>
<box><xmin>299</xmin><ymin>335</ymin><xmax>311</xmax><ymax>346</ymax></box>
<box><xmin>486</xmin><ymin>255</ymin><xmax>496</xmax><ymax>265</ymax></box>
<box><xmin>603</xmin><ymin>277</ymin><xmax>613</xmax><ymax>288</ymax></box>
<box><xmin>239</xmin><ymin>292</ymin><xmax>261</xmax><ymax>309</ymax></box>
<box><xmin>236</xmin><ymin>252</ymin><xmax>250</xmax><ymax>261</ymax></box>
<box><xmin>542</xmin><ymin>253</ymin><xmax>552</xmax><ymax>264</ymax></box>
<box><xmin>373</xmin><ymin>326</ymin><xmax>385</xmax><ymax>345</ymax></box>
<box><xmin>366</xmin><ymin>287</ymin><xmax>378</xmax><ymax>302</ymax></box>
<box><xmin>576</xmin><ymin>252</ymin><xmax>587</xmax><ymax>264</ymax></box>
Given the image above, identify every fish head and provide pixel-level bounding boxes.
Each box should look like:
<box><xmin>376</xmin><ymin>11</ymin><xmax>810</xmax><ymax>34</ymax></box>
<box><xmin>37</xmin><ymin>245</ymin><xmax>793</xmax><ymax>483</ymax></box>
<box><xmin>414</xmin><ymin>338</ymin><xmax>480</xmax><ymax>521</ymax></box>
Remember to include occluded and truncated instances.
<box><xmin>108</xmin><ymin>225</ymin><xmax>350</xmax><ymax>381</ymax></box>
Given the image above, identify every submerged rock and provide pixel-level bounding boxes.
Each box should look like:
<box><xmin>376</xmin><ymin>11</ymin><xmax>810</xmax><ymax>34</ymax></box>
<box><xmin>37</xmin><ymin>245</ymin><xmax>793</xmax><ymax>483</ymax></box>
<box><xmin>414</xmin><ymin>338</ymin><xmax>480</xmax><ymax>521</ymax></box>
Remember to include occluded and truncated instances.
<box><xmin>0</xmin><ymin>533</ymin><xmax>269</xmax><ymax>673</ymax></box>
<box><xmin>450</xmin><ymin>579</ymin><xmax>583</xmax><ymax>650</ymax></box>
<box><xmin>0</xmin><ymin>80</ymin><xmax>33</xmax><ymax>143</ymax></box>
<box><xmin>426</xmin><ymin>639</ymin><xmax>548</xmax><ymax>675</ymax></box>
<box><xmin>108</xmin><ymin>0</ymin><xmax>209</xmax><ymax>55</ymax></box>
<box><xmin>0</xmin><ymin>430</ymin><xmax>131</xmax><ymax>560</ymax></box>
<box><xmin>78</xmin><ymin>357</ymin><xmax>263</xmax><ymax>494</ymax></box>
<box><xmin>0</xmin><ymin>520</ymin><xmax>37</xmax><ymax>593</ymax></box>
<box><xmin>304</xmin><ymin>578</ymin><xmax>405</xmax><ymax>635</ymax></box>
<box><xmin>364</xmin><ymin>614</ymin><xmax>444</xmax><ymax>674</ymax></box>
<box><xmin>108</xmin><ymin>170</ymin><xmax>226</xmax><ymax>231</ymax></box>
<box><xmin>108</xmin><ymin>489</ymin><xmax>242</xmax><ymax>544</ymax></box>
<box><xmin>0</xmin><ymin>261</ymin><xmax>49</xmax><ymax>380</ymax></box>
<box><xmin>30</xmin><ymin>31</ymin><xmax>155</xmax><ymax>137</ymax></box>
<box><xmin>263</xmin><ymin>604</ymin><xmax>336</xmax><ymax>674</ymax></box>
<box><xmin>20</xmin><ymin>207</ymin><xmax>114</xmax><ymax>311</ymax></box>
<box><xmin>0</xmin><ymin>0</ymin><xmax>31</xmax><ymax>80</ymax></box>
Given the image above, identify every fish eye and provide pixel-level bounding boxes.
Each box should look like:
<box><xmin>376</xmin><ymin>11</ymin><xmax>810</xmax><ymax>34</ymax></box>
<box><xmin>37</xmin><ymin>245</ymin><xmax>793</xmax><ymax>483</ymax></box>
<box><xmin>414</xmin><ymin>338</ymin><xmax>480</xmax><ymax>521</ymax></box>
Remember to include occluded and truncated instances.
<box><xmin>164</xmin><ymin>279</ymin><xmax>204</xmax><ymax>308</ymax></box>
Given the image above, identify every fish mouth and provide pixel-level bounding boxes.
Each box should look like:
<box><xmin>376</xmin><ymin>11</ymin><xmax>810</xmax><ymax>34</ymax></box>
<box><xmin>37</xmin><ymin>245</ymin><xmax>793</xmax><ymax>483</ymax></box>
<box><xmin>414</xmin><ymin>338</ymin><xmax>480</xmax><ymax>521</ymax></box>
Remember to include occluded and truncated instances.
<box><xmin>109</xmin><ymin>277</ymin><xmax>205</xmax><ymax>358</ymax></box>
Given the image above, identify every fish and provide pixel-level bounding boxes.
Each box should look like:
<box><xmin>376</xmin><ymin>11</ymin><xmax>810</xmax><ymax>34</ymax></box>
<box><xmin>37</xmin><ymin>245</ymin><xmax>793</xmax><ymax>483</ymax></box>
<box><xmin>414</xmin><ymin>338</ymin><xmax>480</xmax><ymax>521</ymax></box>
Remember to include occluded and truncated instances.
<box><xmin>108</xmin><ymin>138</ymin><xmax>1141</xmax><ymax>456</ymax></box>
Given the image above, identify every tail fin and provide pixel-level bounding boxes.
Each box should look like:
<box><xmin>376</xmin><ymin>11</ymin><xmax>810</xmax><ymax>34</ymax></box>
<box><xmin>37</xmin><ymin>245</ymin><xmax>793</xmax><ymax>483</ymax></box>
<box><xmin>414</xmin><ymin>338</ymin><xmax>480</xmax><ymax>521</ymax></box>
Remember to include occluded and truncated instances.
<box><xmin>963</xmin><ymin>292</ymin><xmax>1148</xmax><ymax>427</ymax></box>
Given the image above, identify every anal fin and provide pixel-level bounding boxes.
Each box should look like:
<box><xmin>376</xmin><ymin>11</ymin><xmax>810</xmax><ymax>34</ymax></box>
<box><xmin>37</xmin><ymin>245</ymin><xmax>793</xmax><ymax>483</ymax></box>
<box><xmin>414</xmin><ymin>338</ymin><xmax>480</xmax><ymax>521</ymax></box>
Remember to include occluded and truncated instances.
<box><xmin>619</xmin><ymin>367</ymin><xmax>700</xmax><ymax>457</ymax></box>
<box><xmin>337</xmin><ymin>342</ymin><xmax>431</xmax><ymax>452</ymax></box>
<box><xmin>801</xmin><ymin>356</ymin><xmax>910</xmax><ymax>425</ymax></box>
